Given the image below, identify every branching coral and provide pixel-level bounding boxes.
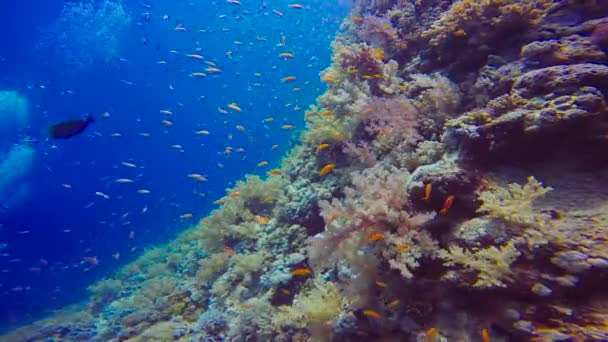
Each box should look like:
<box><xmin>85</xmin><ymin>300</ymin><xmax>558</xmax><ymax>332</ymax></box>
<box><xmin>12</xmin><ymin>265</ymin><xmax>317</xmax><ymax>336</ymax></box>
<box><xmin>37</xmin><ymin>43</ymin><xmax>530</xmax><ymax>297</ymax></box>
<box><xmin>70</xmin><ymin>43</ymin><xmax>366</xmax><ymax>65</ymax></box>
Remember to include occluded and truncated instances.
<box><xmin>272</xmin><ymin>280</ymin><xmax>348</xmax><ymax>331</ymax></box>
<box><xmin>358</xmin><ymin>95</ymin><xmax>420</xmax><ymax>150</ymax></box>
<box><xmin>356</xmin><ymin>15</ymin><xmax>398</xmax><ymax>51</ymax></box>
<box><xmin>193</xmin><ymin>174</ymin><xmax>286</xmax><ymax>252</ymax></box>
<box><xmin>477</xmin><ymin>176</ymin><xmax>552</xmax><ymax>226</ymax></box>
<box><xmin>382</xmin><ymin>228</ymin><xmax>439</xmax><ymax>279</ymax></box>
<box><xmin>440</xmin><ymin>240</ymin><xmax>521</xmax><ymax>288</ymax></box>
<box><xmin>307</xmin><ymin>163</ymin><xmax>416</xmax><ymax>269</ymax></box>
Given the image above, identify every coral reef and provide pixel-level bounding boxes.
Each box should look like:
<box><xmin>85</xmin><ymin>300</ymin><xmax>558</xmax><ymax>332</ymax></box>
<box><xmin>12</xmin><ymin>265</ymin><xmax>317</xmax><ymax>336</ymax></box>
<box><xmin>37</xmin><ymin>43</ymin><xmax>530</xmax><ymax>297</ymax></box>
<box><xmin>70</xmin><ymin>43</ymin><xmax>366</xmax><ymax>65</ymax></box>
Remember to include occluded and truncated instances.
<box><xmin>4</xmin><ymin>0</ymin><xmax>608</xmax><ymax>341</ymax></box>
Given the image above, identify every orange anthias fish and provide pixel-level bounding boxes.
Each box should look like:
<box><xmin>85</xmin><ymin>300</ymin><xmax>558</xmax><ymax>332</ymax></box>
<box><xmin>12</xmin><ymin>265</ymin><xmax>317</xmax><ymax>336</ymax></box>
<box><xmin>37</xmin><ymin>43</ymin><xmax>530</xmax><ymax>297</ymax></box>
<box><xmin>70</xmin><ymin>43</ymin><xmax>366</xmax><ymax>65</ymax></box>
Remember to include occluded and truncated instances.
<box><xmin>321</xmin><ymin>75</ymin><xmax>335</xmax><ymax>83</ymax></box>
<box><xmin>439</xmin><ymin>195</ymin><xmax>455</xmax><ymax>215</ymax></box>
<box><xmin>228</xmin><ymin>103</ymin><xmax>242</xmax><ymax>112</ymax></box>
<box><xmin>291</xmin><ymin>268</ymin><xmax>312</xmax><ymax>276</ymax></box>
<box><xmin>422</xmin><ymin>183</ymin><xmax>432</xmax><ymax>202</ymax></box>
<box><xmin>49</xmin><ymin>114</ymin><xmax>94</xmax><ymax>139</ymax></box>
<box><xmin>281</xmin><ymin>76</ymin><xmax>296</xmax><ymax>83</ymax></box>
<box><xmin>279</xmin><ymin>53</ymin><xmax>294</xmax><ymax>58</ymax></box>
<box><xmin>362</xmin><ymin>310</ymin><xmax>382</xmax><ymax>319</ymax></box>
<box><xmin>255</xmin><ymin>215</ymin><xmax>270</xmax><ymax>224</ymax></box>
<box><xmin>319</xmin><ymin>163</ymin><xmax>336</xmax><ymax>175</ymax></box>
<box><xmin>316</xmin><ymin>143</ymin><xmax>330</xmax><ymax>152</ymax></box>
<box><xmin>425</xmin><ymin>328</ymin><xmax>439</xmax><ymax>342</ymax></box>
<box><xmin>370</xmin><ymin>233</ymin><xmax>384</xmax><ymax>241</ymax></box>
<box><xmin>481</xmin><ymin>328</ymin><xmax>490</xmax><ymax>342</ymax></box>
<box><xmin>267</xmin><ymin>169</ymin><xmax>281</xmax><ymax>175</ymax></box>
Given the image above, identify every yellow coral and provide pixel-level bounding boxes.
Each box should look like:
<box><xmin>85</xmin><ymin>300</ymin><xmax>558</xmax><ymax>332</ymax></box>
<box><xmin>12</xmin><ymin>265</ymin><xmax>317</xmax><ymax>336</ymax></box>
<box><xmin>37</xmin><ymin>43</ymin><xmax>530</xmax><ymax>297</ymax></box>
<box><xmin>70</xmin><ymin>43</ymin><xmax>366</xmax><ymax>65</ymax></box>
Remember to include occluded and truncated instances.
<box><xmin>272</xmin><ymin>280</ymin><xmax>348</xmax><ymax>329</ymax></box>
<box><xmin>440</xmin><ymin>240</ymin><xmax>521</xmax><ymax>288</ymax></box>
<box><xmin>477</xmin><ymin>176</ymin><xmax>552</xmax><ymax>225</ymax></box>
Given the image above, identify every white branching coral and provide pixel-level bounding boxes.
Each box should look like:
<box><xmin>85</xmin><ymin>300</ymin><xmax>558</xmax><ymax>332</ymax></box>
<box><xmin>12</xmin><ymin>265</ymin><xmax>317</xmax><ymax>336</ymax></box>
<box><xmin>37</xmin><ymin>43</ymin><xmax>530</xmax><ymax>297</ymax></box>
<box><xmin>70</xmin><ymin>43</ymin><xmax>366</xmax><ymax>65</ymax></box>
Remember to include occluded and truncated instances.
<box><xmin>382</xmin><ymin>229</ymin><xmax>439</xmax><ymax>279</ymax></box>
<box><xmin>440</xmin><ymin>240</ymin><xmax>521</xmax><ymax>288</ymax></box>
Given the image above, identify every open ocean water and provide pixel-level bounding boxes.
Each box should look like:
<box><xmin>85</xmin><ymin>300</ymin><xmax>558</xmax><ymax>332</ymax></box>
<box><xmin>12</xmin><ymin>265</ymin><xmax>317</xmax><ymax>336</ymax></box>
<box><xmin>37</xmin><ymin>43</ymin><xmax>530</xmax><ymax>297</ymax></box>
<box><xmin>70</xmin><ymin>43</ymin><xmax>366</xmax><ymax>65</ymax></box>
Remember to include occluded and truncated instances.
<box><xmin>0</xmin><ymin>0</ymin><xmax>346</xmax><ymax>331</ymax></box>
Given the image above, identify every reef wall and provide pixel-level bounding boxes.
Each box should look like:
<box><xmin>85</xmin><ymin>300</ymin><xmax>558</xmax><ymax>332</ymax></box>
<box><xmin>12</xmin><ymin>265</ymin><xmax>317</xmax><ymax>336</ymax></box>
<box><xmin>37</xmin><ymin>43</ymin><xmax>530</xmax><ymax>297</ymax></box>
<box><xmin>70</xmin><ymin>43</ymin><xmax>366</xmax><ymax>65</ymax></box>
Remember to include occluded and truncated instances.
<box><xmin>5</xmin><ymin>0</ymin><xmax>608</xmax><ymax>341</ymax></box>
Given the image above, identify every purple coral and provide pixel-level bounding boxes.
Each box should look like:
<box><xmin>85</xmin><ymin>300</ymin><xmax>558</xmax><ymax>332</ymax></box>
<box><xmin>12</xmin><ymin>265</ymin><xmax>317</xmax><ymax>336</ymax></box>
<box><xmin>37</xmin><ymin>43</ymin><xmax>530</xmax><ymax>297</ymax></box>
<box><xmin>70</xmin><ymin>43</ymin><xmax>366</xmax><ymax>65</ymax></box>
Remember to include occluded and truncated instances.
<box><xmin>358</xmin><ymin>96</ymin><xmax>420</xmax><ymax>145</ymax></box>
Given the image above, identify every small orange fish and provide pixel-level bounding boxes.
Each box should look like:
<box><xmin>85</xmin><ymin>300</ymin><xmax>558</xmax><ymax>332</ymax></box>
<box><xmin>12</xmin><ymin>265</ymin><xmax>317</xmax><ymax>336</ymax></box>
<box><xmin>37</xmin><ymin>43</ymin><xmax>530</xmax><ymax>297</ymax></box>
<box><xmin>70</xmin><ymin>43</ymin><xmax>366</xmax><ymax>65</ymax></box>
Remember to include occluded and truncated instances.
<box><xmin>214</xmin><ymin>199</ymin><xmax>225</xmax><ymax>205</ymax></box>
<box><xmin>439</xmin><ymin>195</ymin><xmax>455</xmax><ymax>215</ymax></box>
<box><xmin>370</xmin><ymin>233</ymin><xmax>384</xmax><ymax>241</ymax></box>
<box><xmin>319</xmin><ymin>163</ymin><xmax>335</xmax><ymax>175</ymax></box>
<box><xmin>206</xmin><ymin>67</ymin><xmax>221</xmax><ymax>73</ymax></box>
<box><xmin>162</xmin><ymin>119</ymin><xmax>173</xmax><ymax>127</ymax></box>
<box><xmin>316</xmin><ymin>143</ymin><xmax>330</xmax><ymax>152</ymax></box>
<box><xmin>195</xmin><ymin>130</ymin><xmax>210</xmax><ymax>135</ymax></box>
<box><xmin>395</xmin><ymin>244</ymin><xmax>409</xmax><ymax>251</ymax></box>
<box><xmin>321</xmin><ymin>75</ymin><xmax>335</xmax><ymax>83</ymax></box>
<box><xmin>362</xmin><ymin>310</ymin><xmax>382</xmax><ymax>319</ymax></box>
<box><xmin>236</xmin><ymin>125</ymin><xmax>245</xmax><ymax>131</ymax></box>
<box><xmin>454</xmin><ymin>29</ymin><xmax>466</xmax><ymax>37</ymax></box>
<box><xmin>352</xmin><ymin>16</ymin><xmax>364</xmax><ymax>23</ymax></box>
<box><xmin>224</xmin><ymin>247</ymin><xmax>235</xmax><ymax>257</ymax></box>
<box><xmin>481</xmin><ymin>328</ymin><xmax>490</xmax><ymax>342</ymax></box>
<box><xmin>271</xmin><ymin>144</ymin><xmax>279</xmax><ymax>150</ymax></box>
<box><xmin>190</xmin><ymin>72</ymin><xmax>207</xmax><ymax>77</ymax></box>
<box><xmin>319</xmin><ymin>110</ymin><xmax>332</xmax><ymax>116</ymax></box>
<box><xmin>188</xmin><ymin>173</ymin><xmax>208</xmax><ymax>181</ymax></box>
<box><xmin>288</xmin><ymin>4</ymin><xmax>303</xmax><ymax>9</ymax></box>
<box><xmin>228</xmin><ymin>103</ymin><xmax>242</xmax><ymax>112</ymax></box>
<box><xmin>291</xmin><ymin>268</ymin><xmax>312</xmax><ymax>276</ymax></box>
<box><xmin>267</xmin><ymin>169</ymin><xmax>281</xmax><ymax>175</ymax></box>
<box><xmin>281</xmin><ymin>125</ymin><xmax>294</xmax><ymax>130</ymax></box>
<box><xmin>422</xmin><ymin>183</ymin><xmax>432</xmax><ymax>201</ymax></box>
<box><xmin>386</xmin><ymin>299</ymin><xmax>400</xmax><ymax>308</ymax></box>
<box><xmin>425</xmin><ymin>327</ymin><xmax>438</xmax><ymax>342</ymax></box>
<box><xmin>229</xmin><ymin>191</ymin><xmax>240</xmax><ymax>197</ymax></box>
<box><xmin>181</xmin><ymin>213</ymin><xmax>193</xmax><ymax>219</ymax></box>
<box><xmin>281</xmin><ymin>76</ymin><xmax>296</xmax><ymax>83</ymax></box>
<box><xmin>255</xmin><ymin>215</ymin><xmax>270</xmax><ymax>224</ymax></box>
<box><xmin>279</xmin><ymin>53</ymin><xmax>294</xmax><ymax>58</ymax></box>
<box><xmin>375</xmin><ymin>281</ymin><xmax>387</xmax><ymax>288</ymax></box>
<box><xmin>186</xmin><ymin>54</ymin><xmax>204</xmax><ymax>59</ymax></box>
<box><xmin>258</xmin><ymin>161</ymin><xmax>268</xmax><ymax>167</ymax></box>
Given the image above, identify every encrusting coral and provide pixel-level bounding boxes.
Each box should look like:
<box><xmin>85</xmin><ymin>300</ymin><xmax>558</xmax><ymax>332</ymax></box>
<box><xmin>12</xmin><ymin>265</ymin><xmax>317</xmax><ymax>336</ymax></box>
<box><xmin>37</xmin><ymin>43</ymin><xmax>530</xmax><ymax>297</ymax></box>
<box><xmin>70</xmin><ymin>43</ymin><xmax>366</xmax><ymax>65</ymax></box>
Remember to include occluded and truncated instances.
<box><xmin>4</xmin><ymin>0</ymin><xmax>608</xmax><ymax>341</ymax></box>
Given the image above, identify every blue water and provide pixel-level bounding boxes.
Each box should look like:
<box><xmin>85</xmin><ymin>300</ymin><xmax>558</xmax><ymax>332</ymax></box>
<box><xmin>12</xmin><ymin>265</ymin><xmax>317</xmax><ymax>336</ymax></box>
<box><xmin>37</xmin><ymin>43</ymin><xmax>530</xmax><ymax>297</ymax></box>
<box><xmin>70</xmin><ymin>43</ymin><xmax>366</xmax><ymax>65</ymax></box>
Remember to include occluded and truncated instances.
<box><xmin>0</xmin><ymin>0</ymin><xmax>346</xmax><ymax>330</ymax></box>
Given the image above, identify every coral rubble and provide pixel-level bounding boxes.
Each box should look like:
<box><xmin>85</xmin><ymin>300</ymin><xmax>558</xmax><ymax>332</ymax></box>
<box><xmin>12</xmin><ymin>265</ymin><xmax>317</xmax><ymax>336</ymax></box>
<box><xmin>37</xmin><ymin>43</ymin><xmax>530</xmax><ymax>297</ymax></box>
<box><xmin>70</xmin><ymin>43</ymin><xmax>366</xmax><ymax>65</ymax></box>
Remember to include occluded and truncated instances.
<box><xmin>5</xmin><ymin>0</ymin><xmax>608</xmax><ymax>341</ymax></box>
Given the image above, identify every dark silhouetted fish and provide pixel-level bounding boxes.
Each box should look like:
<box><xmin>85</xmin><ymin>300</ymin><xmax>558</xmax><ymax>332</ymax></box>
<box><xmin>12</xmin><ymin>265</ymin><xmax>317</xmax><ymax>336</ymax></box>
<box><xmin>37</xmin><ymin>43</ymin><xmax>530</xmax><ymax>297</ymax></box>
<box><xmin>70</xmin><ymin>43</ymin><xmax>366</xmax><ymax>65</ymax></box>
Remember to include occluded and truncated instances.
<box><xmin>49</xmin><ymin>114</ymin><xmax>94</xmax><ymax>139</ymax></box>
